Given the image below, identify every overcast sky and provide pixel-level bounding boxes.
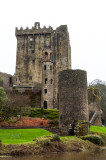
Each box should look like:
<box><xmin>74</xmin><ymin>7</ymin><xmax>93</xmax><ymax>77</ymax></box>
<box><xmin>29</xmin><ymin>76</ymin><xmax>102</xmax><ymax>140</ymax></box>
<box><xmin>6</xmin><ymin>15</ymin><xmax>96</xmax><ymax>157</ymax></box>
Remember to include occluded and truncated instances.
<box><xmin>0</xmin><ymin>0</ymin><xmax>106</xmax><ymax>83</ymax></box>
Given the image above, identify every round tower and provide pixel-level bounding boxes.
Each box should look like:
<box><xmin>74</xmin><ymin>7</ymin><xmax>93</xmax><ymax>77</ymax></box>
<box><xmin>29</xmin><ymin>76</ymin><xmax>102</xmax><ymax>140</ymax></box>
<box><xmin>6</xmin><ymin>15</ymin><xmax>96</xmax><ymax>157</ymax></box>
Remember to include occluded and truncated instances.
<box><xmin>59</xmin><ymin>69</ymin><xmax>89</xmax><ymax>135</ymax></box>
<box><xmin>41</xmin><ymin>48</ymin><xmax>54</xmax><ymax>109</ymax></box>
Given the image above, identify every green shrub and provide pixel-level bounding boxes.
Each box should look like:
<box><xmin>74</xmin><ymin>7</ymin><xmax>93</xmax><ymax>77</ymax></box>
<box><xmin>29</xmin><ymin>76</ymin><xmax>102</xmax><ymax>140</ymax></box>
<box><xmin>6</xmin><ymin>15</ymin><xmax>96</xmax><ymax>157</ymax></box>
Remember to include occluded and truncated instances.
<box><xmin>99</xmin><ymin>134</ymin><xmax>106</xmax><ymax>144</ymax></box>
<box><xmin>8</xmin><ymin>118</ymin><xmax>16</xmax><ymax>123</ymax></box>
<box><xmin>30</xmin><ymin>108</ymin><xmax>42</xmax><ymax>118</ymax></box>
<box><xmin>0</xmin><ymin>107</ymin><xmax>59</xmax><ymax>121</ymax></box>
<box><xmin>81</xmin><ymin>135</ymin><xmax>104</xmax><ymax>145</ymax></box>
<box><xmin>29</xmin><ymin>108</ymin><xmax>59</xmax><ymax>120</ymax></box>
<box><xmin>44</xmin><ymin>109</ymin><xmax>59</xmax><ymax>120</ymax></box>
<box><xmin>42</xmin><ymin>139</ymin><xmax>51</xmax><ymax>146</ymax></box>
<box><xmin>51</xmin><ymin>134</ymin><xmax>60</xmax><ymax>142</ymax></box>
<box><xmin>36</xmin><ymin>136</ymin><xmax>51</xmax><ymax>146</ymax></box>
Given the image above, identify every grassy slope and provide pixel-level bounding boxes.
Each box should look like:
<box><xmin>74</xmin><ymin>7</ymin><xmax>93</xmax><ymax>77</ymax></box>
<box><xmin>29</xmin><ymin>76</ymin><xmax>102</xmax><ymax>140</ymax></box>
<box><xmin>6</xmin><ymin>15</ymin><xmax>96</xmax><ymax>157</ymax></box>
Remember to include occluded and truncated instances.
<box><xmin>90</xmin><ymin>126</ymin><xmax>106</xmax><ymax>134</ymax></box>
<box><xmin>0</xmin><ymin>126</ymin><xmax>106</xmax><ymax>145</ymax></box>
<box><xmin>0</xmin><ymin>127</ymin><xmax>103</xmax><ymax>155</ymax></box>
<box><xmin>0</xmin><ymin>128</ymin><xmax>53</xmax><ymax>144</ymax></box>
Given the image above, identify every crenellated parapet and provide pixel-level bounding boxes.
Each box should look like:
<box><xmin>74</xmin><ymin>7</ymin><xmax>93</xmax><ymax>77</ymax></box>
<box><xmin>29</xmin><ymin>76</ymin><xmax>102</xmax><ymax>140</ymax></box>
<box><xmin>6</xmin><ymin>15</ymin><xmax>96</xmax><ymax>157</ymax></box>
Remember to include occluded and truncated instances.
<box><xmin>15</xmin><ymin>22</ymin><xmax>53</xmax><ymax>36</ymax></box>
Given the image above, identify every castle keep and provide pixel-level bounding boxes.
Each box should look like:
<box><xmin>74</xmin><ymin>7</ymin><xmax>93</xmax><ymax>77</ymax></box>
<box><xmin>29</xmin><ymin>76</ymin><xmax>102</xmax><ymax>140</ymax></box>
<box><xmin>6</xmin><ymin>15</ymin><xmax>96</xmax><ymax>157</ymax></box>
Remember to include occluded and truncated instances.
<box><xmin>13</xmin><ymin>22</ymin><xmax>71</xmax><ymax>109</ymax></box>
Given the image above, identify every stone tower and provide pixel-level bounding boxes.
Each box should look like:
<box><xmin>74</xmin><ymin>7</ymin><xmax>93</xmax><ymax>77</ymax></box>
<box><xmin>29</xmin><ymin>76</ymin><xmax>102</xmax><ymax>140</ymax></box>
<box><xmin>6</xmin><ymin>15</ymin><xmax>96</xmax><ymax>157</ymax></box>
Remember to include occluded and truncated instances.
<box><xmin>42</xmin><ymin>48</ymin><xmax>53</xmax><ymax>109</ymax></box>
<box><xmin>14</xmin><ymin>22</ymin><xmax>71</xmax><ymax>109</ymax></box>
<box><xmin>59</xmin><ymin>69</ymin><xmax>89</xmax><ymax>135</ymax></box>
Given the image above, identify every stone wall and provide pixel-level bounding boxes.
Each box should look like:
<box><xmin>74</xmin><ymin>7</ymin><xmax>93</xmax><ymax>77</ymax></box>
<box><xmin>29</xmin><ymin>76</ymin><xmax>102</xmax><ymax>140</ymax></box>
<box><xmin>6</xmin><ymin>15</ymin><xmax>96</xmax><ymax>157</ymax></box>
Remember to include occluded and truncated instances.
<box><xmin>88</xmin><ymin>88</ymin><xmax>102</xmax><ymax>126</ymax></box>
<box><xmin>7</xmin><ymin>88</ymin><xmax>41</xmax><ymax>108</ymax></box>
<box><xmin>59</xmin><ymin>69</ymin><xmax>89</xmax><ymax>134</ymax></box>
<box><xmin>0</xmin><ymin>72</ymin><xmax>12</xmax><ymax>90</ymax></box>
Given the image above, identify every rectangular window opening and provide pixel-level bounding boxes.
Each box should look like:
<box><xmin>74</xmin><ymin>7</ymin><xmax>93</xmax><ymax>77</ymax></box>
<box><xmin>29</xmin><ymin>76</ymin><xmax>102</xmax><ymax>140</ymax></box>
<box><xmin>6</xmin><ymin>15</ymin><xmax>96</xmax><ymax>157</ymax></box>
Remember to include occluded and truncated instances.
<box><xmin>45</xmin><ymin>78</ymin><xmax>48</xmax><ymax>84</ymax></box>
<box><xmin>44</xmin><ymin>89</ymin><xmax>47</xmax><ymax>94</ymax></box>
<box><xmin>29</xmin><ymin>76</ymin><xmax>32</xmax><ymax>80</ymax></box>
<box><xmin>32</xmin><ymin>60</ymin><xmax>35</xmax><ymax>64</ymax></box>
<box><xmin>32</xmin><ymin>50</ymin><xmax>34</xmax><ymax>53</ymax></box>
<box><xmin>44</xmin><ymin>65</ymin><xmax>46</xmax><ymax>70</ymax></box>
<box><xmin>51</xmin><ymin>79</ymin><xmax>53</xmax><ymax>84</ymax></box>
<box><xmin>50</xmin><ymin>65</ymin><xmax>52</xmax><ymax>70</ymax></box>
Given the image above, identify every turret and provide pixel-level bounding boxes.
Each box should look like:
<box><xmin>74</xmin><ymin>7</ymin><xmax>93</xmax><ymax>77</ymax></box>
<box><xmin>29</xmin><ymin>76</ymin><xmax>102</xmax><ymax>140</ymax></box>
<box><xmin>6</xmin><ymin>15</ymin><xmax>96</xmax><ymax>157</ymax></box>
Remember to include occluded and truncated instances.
<box><xmin>41</xmin><ymin>48</ymin><xmax>54</xmax><ymax>109</ymax></box>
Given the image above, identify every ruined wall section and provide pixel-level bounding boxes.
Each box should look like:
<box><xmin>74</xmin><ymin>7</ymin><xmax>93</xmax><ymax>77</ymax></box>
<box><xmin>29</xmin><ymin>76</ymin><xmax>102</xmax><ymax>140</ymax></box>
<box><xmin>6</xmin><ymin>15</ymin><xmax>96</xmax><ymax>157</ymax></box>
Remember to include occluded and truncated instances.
<box><xmin>56</xmin><ymin>25</ymin><xmax>71</xmax><ymax>71</ymax></box>
<box><xmin>88</xmin><ymin>88</ymin><xmax>102</xmax><ymax>126</ymax></box>
<box><xmin>53</xmin><ymin>25</ymin><xmax>71</xmax><ymax>108</ymax></box>
<box><xmin>0</xmin><ymin>72</ymin><xmax>12</xmax><ymax>90</ymax></box>
<box><xmin>59</xmin><ymin>70</ymin><xmax>89</xmax><ymax>133</ymax></box>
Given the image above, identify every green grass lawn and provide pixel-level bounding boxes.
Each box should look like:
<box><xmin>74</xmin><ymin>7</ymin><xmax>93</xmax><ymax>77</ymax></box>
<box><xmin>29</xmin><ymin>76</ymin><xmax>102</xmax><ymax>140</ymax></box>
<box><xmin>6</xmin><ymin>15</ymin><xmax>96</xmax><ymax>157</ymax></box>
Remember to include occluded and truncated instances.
<box><xmin>0</xmin><ymin>128</ymin><xmax>53</xmax><ymax>144</ymax></box>
<box><xmin>90</xmin><ymin>126</ymin><xmax>106</xmax><ymax>134</ymax></box>
<box><xmin>0</xmin><ymin>126</ymin><xmax>106</xmax><ymax>145</ymax></box>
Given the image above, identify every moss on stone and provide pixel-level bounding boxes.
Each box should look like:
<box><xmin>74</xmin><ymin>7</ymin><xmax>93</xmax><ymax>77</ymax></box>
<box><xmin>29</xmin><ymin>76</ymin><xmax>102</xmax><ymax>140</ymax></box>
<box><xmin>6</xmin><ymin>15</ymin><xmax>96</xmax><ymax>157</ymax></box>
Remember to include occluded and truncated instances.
<box><xmin>75</xmin><ymin>120</ymin><xmax>89</xmax><ymax>136</ymax></box>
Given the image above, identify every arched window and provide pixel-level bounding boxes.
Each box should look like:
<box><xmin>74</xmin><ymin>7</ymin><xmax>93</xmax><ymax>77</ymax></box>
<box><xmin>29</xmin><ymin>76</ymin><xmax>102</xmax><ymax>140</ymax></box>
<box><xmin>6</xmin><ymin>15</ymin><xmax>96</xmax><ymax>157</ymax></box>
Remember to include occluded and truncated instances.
<box><xmin>44</xmin><ymin>52</ymin><xmax>48</xmax><ymax>59</ymax></box>
<box><xmin>44</xmin><ymin>101</ymin><xmax>47</xmax><ymax>109</ymax></box>
<box><xmin>45</xmin><ymin>52</ymin><xmax>48</xmax><ymax>56</ymax></box>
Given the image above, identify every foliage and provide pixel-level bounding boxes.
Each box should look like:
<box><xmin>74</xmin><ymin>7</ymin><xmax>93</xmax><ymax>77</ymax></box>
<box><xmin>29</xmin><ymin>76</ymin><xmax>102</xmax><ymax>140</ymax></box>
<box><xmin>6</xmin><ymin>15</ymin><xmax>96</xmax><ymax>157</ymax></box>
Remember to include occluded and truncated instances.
<box><xmin>36</xmin><ymin>136</ymin><xmax>51</xmax><ymax>146</ymax></box>
<box><xmin>74</xmin><ymin>120</ymin><xmax>89</xmax><ymax>136</ymax></box>
<box><xmin>8</xmin><ymin>118</ymin><xmax>16</xmax><ymax>123</ymax></box>
<box><xmin>81</xmin><ymin>135</ymin><xmax>104</xmax><ymax>145</ymax></box>
<box><xmin>41</xmin><ymin>139</ymin><xmax>51</xmax><ymax>146</ymax></box>
<box><xmin>0</xmin><ymin>128</ymin><xmax>53</xmax><ymax>144</ymax></box>
<box><xmin>0</xmin><ymin>87</ymin><xmax>6</xmax><ymax>107</ymax></box>
<box><xmin>88</xmin><ymin>87</ymin><xmax>100</xmax><ymax>98</ymax></box>
<box><xmin>29</xmin><ymin>108</ymin><xmax>59</xmax><ymax>120</ymax></box>
<box><xmin>51</xmin><ymin>134</ymin><xmax>60</xmax><ymax>142</ymax></box>
<box><xmin>0</xmin><ymin>106</ymin><xmax>14</xmax><ymax>121</ymax></box>
<box><xmin>0</xmin><ymin>76</ymin><xmax>6</xmax><ymax>107</ymax></box>
<box><xmin>30</xmin><ymin>108</ymin><xmax>42</xmax><ymax>118</ymax></box>
<box><xmin>36</xmin><ymin>134</ymin><xmax>60</xmax><ymax>147</ymax></box>
<box><xmin>0</xmin><ymin>107</ymin><xmax>59</xmax><ymax>121</ymax></box>
<box><xmin>0</xmin><ymin>76</ymin><xmax>7</xmax><ymax>121</ymax></box>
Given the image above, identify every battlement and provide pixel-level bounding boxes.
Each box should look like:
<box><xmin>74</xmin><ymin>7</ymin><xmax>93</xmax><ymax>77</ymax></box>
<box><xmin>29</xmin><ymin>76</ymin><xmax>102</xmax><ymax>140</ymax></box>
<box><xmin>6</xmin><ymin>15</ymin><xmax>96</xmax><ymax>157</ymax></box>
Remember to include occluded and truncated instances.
<box><xmin>15</xmin><ymin>22</ymin><xmax>54</xmax><ymax>36</ymax></box>
<box><xmin>15</xmin><ymin>22</ymin><xmax>69</xmax><ymax>37</ymax></box>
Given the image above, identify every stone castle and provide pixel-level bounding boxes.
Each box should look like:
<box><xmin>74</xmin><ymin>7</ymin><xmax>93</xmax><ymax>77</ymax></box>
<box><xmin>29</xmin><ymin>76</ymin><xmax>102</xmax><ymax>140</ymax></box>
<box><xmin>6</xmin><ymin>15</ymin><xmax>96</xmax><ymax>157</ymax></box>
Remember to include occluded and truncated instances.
<box><xmin>0</xmin><ymin>22</ymin><xmax>102</xmax><ymax>131</ymax></box>
<box><xmin>13</xmin><ymin>22</ymin><xmax>71</xmax><ymax>109</ymax></box>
